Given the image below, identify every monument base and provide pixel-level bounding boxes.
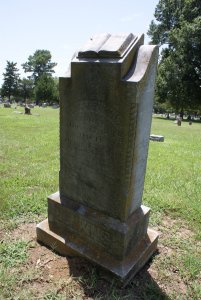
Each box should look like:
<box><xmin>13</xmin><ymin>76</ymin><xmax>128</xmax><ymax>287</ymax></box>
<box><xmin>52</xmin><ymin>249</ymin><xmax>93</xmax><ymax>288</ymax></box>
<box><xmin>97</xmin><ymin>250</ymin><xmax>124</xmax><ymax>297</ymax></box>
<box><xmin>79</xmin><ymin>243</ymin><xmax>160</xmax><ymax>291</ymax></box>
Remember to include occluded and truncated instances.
<box><xmin>37</xmin><ymin>216</ymin><xmax>158</xmax><ymax>286</ymax></box>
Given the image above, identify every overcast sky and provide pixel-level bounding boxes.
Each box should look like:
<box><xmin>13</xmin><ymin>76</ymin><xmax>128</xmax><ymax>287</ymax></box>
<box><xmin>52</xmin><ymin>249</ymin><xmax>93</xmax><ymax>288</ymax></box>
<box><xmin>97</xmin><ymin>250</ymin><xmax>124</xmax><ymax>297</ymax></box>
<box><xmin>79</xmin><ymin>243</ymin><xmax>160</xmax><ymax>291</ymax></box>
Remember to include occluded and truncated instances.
<box><xmin>0</xmin><ymin>0</ymin><xmax>158</xmax><ymax>85</ymax></box>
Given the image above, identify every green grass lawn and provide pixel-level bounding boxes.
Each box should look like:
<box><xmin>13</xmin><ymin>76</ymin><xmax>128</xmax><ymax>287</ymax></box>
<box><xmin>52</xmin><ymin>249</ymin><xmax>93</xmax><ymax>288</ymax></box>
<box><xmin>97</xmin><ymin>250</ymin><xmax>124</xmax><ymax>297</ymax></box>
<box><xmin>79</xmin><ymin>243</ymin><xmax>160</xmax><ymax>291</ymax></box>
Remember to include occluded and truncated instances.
<box><xmin>0</xmin><ymin>106</ymin><xmax>59</xmax><ymax>222</ymax></box>
<box><xmin>145</xmin><ymin>117</ymin><xmax>201</xmax><ymax>237</ymax></box>
<box><xmin>0</xmin><ymin>106</ymin><xmax>200</xmax><ymax>299</ymax></box>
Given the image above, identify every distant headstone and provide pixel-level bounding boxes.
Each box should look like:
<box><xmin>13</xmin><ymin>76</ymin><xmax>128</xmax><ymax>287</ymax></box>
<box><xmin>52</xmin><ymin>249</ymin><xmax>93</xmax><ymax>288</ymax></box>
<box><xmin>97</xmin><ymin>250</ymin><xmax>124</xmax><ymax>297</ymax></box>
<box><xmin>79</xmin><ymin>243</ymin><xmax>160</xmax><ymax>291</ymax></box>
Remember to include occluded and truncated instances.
<box><xmin>37</xmin><ymin>33</ymin><xmax>159</xmax><ymax>285</ymax></box>
<box><xmin>41</xmin><ymin>103</ymin><xmax>48</xmax><ymax>107</ymax></box>
<box><xmin>4</xmin><ymin>103</ymin><xmax>11</xmax><ymax>108</ymax></box>
<box><xmin>150</xmin><ymin>134</ymin><xmax>164</xmax><ymax>142</ymax></box>
<box><xmin>176</xmin><ymin>115</ymin><xmax>182</xmax><ymax>126</ymax></box>
<box><xmin>24</xmin><ymin>104</ymin><xmax>31</xmax><ymax>115</ymax></box>
<box><xmin>187</xmin><ymin>115</ymin><xmax>192</xmax><ymax>125</ymax></box>
<box><xmin>52</xmin><ymin>104</ymin><xmax>59</xmax><ymax>109</ymax></box>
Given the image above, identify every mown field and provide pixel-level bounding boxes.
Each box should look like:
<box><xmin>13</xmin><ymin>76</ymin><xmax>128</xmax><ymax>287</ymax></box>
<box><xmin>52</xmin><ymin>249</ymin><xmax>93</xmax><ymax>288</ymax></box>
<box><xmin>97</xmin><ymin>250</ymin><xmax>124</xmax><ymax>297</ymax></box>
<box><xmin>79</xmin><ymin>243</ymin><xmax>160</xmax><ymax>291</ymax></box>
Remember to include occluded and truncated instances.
<box><xmin>0</xmin><ymin>106</ymin><xmax>200</xmax><ymax>300</ymax></box>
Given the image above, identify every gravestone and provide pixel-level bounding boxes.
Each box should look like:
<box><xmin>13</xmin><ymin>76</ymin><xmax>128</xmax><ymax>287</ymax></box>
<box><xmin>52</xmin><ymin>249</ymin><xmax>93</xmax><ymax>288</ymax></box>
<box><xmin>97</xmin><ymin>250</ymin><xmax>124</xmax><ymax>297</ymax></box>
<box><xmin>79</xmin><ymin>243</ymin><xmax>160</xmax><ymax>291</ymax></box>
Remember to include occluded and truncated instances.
<box><xmin>150</xmin><ymin>134</ymin><xmax>164</xmax><ymax>142</ymax></box>
<box><xmin>24</xmin><ymin>104</ymin><xmax>31</xmax><ymax>115</ymax></box>
<box><xmin>37</xmin><ymin>33</ymin><xmax>159</xmax><ymax>285</ymax></box>
<box><xmin>4</xmin><ymin>102</ymin><xmax>11</xmax><ymax>108</ymax></box>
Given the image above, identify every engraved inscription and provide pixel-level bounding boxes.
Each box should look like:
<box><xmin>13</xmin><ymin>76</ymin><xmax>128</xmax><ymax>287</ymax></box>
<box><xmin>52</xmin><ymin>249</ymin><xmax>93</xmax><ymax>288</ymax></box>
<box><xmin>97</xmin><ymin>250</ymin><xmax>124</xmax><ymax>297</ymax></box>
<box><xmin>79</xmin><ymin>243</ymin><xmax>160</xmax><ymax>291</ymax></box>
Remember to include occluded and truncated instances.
<box><xmin>54</xmin><ymin>207</ymin><xmax>120</xmax><ymax>252</ymax></box>
<box><xmin>60</xmin><ymin>62</ymin><xmax>139</xmax><ymax>219</ymax></box>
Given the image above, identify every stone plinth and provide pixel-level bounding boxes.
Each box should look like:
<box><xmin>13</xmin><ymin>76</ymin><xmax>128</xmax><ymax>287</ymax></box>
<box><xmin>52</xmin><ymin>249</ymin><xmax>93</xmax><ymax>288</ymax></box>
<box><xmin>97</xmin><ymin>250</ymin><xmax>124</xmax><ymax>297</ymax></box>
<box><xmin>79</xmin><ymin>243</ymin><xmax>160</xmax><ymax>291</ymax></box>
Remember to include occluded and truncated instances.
<box><xmin>37</xmin><ymin>33</ymin><xmax>159</xmax><ymax>285</ymax></box>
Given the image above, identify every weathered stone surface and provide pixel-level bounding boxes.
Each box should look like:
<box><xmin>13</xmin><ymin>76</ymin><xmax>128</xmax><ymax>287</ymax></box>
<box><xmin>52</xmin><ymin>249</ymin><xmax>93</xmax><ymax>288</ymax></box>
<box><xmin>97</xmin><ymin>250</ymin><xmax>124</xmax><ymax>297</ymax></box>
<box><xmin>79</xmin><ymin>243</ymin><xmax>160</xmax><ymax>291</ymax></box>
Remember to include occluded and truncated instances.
<box><xmin>59</xmin><ymin>36</ymin><xmax>158</xmax><ymax>221</ymax></box>
<box><xmin>37</xmin><ymin>33</ymin><xmax>159</xmax><ymax>285</ymax></box>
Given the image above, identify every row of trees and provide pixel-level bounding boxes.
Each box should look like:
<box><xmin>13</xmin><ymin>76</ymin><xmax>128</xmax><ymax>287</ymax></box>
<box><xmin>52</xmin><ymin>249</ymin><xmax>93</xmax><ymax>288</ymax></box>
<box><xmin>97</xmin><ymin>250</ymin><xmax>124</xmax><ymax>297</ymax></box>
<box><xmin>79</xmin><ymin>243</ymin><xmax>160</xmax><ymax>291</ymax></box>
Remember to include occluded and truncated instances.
<box><xmin>148</xmin><ymin>0</ymin><xmax>201</xmax><ymax>113</ymax></box>
<box><xmin>2</xmin><ymin>2</ymin><xmax>201</xmax><ymax>112</ymax></box>
<box><xmin>1</xmin><ymin>50</ymin><xmax>59</xmax><ymax>104</ymax></box>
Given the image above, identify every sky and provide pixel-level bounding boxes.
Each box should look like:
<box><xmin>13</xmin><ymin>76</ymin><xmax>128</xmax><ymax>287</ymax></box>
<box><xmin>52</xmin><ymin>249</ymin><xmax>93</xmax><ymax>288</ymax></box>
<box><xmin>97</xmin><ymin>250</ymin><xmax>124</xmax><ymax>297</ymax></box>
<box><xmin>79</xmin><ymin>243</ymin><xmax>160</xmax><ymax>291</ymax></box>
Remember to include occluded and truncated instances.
<box><xmin>0</xmin><ymin>0</ymin><xmax>158</xmax><ymax>85</ymax></box>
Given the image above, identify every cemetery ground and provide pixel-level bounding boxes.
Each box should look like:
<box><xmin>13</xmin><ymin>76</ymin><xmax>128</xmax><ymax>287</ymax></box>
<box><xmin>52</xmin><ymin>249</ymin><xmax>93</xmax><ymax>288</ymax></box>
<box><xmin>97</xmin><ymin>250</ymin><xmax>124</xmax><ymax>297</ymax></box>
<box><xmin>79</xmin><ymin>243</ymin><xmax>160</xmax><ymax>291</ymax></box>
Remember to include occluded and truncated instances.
<box><xmin>0</xmin><ymin>106</ymin><xmax>200</xmax><ymax>300</ymax></box>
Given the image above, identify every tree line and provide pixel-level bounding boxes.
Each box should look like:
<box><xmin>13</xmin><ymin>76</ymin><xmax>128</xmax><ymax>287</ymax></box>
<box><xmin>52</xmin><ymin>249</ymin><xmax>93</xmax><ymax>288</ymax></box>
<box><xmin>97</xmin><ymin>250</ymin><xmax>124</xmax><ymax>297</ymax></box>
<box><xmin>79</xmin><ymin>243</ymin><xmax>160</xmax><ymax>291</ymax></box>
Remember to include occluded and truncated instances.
<box><xmin>1</xmin><ymin>50</ymin><xmax>59</xmax><ymax>104</ymax></box>
<box><xmin>2</xmin><ymin>1</ymin><xmax>201</xmax><ymax>113</ymax></box>
<box><xmin>148</xmin><ymin>0</ymin><xmax>201</xmax><ymax>113</ymax></box>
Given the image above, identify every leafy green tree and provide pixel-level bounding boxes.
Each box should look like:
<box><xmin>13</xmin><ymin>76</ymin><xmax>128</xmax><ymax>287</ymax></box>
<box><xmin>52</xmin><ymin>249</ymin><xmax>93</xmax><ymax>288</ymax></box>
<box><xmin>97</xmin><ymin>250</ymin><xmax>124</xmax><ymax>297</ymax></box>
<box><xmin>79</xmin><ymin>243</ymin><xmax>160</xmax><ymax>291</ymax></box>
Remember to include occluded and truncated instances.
<box><xmin>148</xmin><ymin>0</ymin><xmax>201</xmax><ymax>112</ymax></box>
<box><xmin>22</xmin><ymin>50</ymin><xmax>57</xmax><ymax>84</ymax></box>
<box><xmin>18</xmin><ymin>78</ymin><xmax>34</xmax><ymax>102</ymax></box>
<box><xmin>34</xmin><ymin>74</ymin><xmax>57</xmax><ymax>104</ymax></box>
<box><xmin>1</xmin><ymin>61</ymin><xmax>19</xmax><ymax>101</ymax></box>
<box><xmin>52</xmin><ymin>77</ymin><xmax>59</xmax><ymax>103</ymax></box>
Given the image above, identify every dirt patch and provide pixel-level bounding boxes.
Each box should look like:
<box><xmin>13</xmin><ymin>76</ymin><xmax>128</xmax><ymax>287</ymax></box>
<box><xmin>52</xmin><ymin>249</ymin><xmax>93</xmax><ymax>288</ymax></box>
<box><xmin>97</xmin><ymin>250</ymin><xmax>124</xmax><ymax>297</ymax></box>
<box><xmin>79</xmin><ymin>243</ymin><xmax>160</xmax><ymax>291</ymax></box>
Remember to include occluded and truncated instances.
<box><xmin>162</xmin><ymin>216</ymin><xmax>177</xmax><ymax>228</ymax></box>
<box><xmin>161</xmin><ymin>215</ymin><xmax>194</xmax><ymax>237</ymax></box>
<box><xmin>12</xmin><ymin>222</ymin><xmax>36</xmax><ymax>241</ymax></box>
<box><xmin>0</xmin><ymin>217</ymin><xmax>198</xmax><ymax>299</ymax></box>
<box><xmin>0</xmin><ymin>230</ymin><xmax>4</xmax><ymax>241</ymax></box>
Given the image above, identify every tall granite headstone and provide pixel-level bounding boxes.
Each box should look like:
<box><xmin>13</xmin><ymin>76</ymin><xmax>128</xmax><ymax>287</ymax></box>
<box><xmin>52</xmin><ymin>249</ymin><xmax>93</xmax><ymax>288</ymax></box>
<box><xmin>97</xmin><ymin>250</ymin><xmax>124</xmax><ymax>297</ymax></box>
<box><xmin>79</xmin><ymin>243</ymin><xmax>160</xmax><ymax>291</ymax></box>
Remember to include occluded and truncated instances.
<box><xmin>37</xmin><ymin>33</ymin><xmax>159</xmax><ymax>285</ymax></box>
